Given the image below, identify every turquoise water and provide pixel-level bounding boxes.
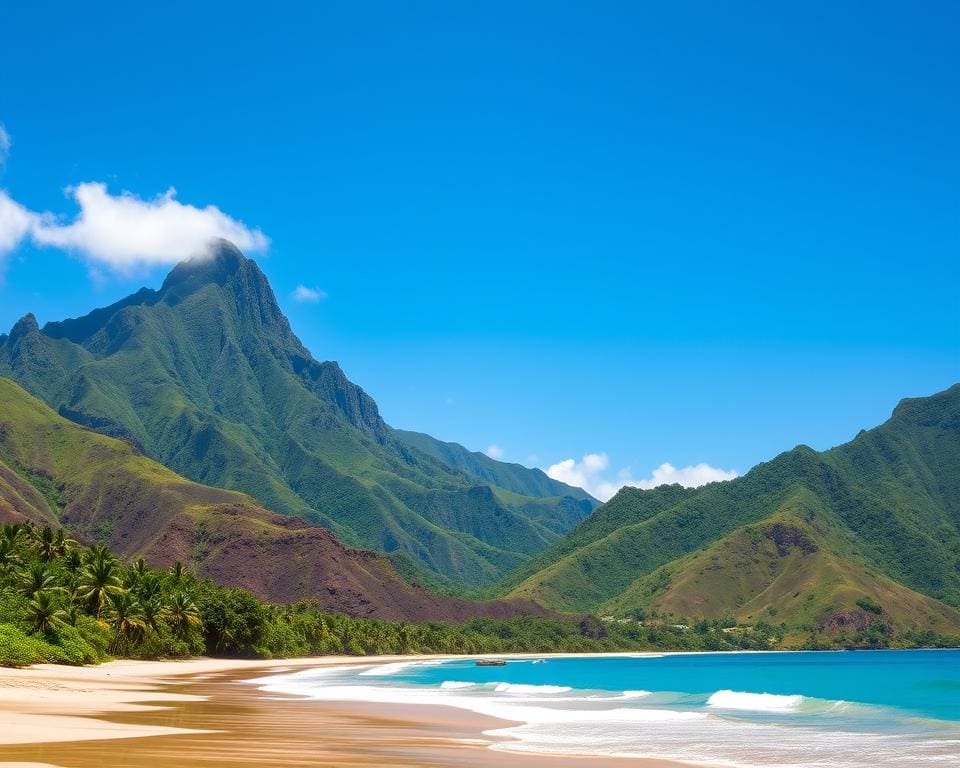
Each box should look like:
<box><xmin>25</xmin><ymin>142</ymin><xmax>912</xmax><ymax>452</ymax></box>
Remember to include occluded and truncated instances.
<box><xmin>397</xmin><ymin>649</ymin><xmax>960</xmax><ymax>721</ymax></box>
<box><xmin>254</xmin><ymin>650</ymin><xmax>960</xmax><ymax>767</ymax></box>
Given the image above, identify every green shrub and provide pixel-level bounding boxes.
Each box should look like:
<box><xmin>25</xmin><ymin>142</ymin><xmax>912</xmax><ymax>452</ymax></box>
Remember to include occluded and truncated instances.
<box><xmin>0</xmin><ymin>623</ymin><xmax>49</xmax><ymax>666</ymax></box>
<box><xmin>0</xmin><ymin>593</ymin><xmax>30</xmax><ymax>626</ymax></box>
<box><xmin>49</xmin><ymin>622</ymin><xmax>107</xmax><ymax>665</ymax></box>
<box><xmin>73</xmin><ymin>615</ymin><xmax>111</xmax><ymax>659</ymax></box>
<box><xmin>133</xmin><ymin>624</ymin><xmax>197</xmax><ymax>659</ymax></box>
<box><xmin>856</xmin><ymin>597</ymin><xmax>884</xmax><ymax>615</ymax></box>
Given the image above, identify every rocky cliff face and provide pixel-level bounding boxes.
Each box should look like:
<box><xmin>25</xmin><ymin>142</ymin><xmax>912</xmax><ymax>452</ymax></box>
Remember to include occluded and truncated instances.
<box><xmin>0</xmin><ymin>240</ymin><xmax>591</xmax><ymax>585</ymax></box>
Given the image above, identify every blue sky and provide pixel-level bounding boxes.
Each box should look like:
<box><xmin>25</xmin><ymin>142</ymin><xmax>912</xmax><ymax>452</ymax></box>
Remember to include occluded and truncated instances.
<box><xmin>0</xmin><ymin>2</ymin><xmax>957</xmax><ymax>498</ymax></box>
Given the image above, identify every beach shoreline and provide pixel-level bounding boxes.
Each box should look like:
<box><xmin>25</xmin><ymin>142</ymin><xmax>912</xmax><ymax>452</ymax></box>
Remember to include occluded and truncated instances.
<box><xmin>0</xmin><ymin>654</ymin><xmax>695</xmax><ymax>767</ymax></box>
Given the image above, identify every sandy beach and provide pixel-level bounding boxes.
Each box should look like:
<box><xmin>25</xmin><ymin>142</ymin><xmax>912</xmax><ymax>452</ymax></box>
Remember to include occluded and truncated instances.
<box><xmin>0</xmin><ymin>656</ymin><xmax>692</xmax><ymax>768</ymax></box>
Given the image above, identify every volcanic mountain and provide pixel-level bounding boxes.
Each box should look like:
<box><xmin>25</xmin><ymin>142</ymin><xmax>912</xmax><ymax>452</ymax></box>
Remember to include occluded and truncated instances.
<box><xmin>0</xmin><ymin>240</ymin><xmax>594</xmax><ymax>587</ymax></box>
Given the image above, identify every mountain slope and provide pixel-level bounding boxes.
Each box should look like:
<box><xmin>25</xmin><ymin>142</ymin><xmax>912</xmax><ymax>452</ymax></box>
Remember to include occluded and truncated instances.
<box><xmin>393</xmin><ymin>429</ymin><xmax>595</xmax><ymax>503</ymax></box>
<box><xmin>502</xmin><ymin>384</ymin><xmax>960</xmax><ymax>633</ymax></box>
<box><xmin>0</xmin><ymin>241</ymin><xmax>592</xmax><ymax>585</ymax></box>
<box><xmin>0</xmin><ymin>377</ymin><xmax>551</xmax><ymax>622</ymax></box>
<box><xmin>603</xmin><ymin>490</ymin><xmax>960</xmax><ymax>634</ymax></box>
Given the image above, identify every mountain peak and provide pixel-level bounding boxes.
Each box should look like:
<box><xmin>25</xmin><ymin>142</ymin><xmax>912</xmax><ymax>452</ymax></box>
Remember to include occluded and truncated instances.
<box><xmin>205</xmin><ymin>237</ymin><xmax>247</xmax><ymax>270</ymax></box>
<box><xmin>161</xmin><ymin>239</ymin><xmax>250</xmax><ymax>292</ymax></box>
<box><xmin>9</xmin><ymin>313</ymin><xmax>39</xmax><ymax>342</ymax></box>
<box><xmin>155</xmin><ymin>239</ymin><xmax>293</xmax><ymax>340</ymax></box>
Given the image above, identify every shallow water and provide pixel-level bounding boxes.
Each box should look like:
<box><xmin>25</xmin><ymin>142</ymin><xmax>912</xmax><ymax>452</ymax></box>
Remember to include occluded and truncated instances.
<box><xmin>254</xmin><ymin>650</ymin><xmax>960</xmax><ymax>767</ymax></box>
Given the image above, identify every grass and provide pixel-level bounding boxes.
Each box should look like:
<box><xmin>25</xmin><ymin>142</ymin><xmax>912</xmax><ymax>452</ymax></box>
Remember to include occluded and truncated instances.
<box><xmin>0</xmin><ymin>245</ymin><xmax>592</xmax><ymax>585</ymax></box>
<box><xmin>498</xmin><ymin>384</ymin><xmax>960</xmax><ymax>637</ymax></box>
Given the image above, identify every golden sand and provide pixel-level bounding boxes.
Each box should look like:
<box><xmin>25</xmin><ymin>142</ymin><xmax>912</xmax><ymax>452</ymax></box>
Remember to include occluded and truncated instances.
<box><xmin>0</xmin><ymin>656</ymin><xmax>691</xmax><ymax>767</ymax></box>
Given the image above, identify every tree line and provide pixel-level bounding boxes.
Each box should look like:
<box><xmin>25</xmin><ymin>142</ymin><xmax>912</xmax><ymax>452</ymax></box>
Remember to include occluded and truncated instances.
<box><xmin>2</xmin><ymin>523</ymin><xmax>951</xmax><ymax>667</ymax></box>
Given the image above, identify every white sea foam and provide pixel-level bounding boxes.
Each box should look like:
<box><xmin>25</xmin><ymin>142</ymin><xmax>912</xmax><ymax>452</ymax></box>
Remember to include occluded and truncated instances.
<box><xmin>707</xmin><ymin>690</ymin><xmax>805</xmax><ymax>712</ymax></box>
<box><xmin>439</xmin><ymin>681</ymin><xmax>648</xmax><ymax>701</ymax></box>
<box><xmin>254</xmin><ymin>677</ymin><xmax>702</xmax><ymax>727</ymax></box>
<box><xmin>493</xmin><ymin>683</ymin><xmax>572</xmax><ymax>694</ymax></box>
<box><xmin>250</xmin><ymin>660</ymin><xmax>960</xmax><ymax>768</ymax></box>
<box><xmin>245</xmin><ymin>666</ymin><xmax>340</xmax><ymax>686</ymax></box>
<box><xmin>358</xmin><ymin>659</ymin><xmax>443</xmax><ymax>676</ymax></box>
<box><xmin>580</xmin><ymin>690</ymin><xmax>652</xmax><ymax>702</ymax></box>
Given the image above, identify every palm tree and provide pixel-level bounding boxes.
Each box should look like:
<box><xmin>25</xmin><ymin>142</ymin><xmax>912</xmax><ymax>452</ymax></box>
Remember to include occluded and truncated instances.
<box><xmin>166</xmin><ymin>591</ymin><xmax>201</xmax><ymax>639</ymax></box>
<box><xmin>78</xmin><ymin>554</ymin><xmax>122</xmax><ymax>618</ymax></box>
<box><xmin>19</xmin><ymin>561</ymin><xmax>60</xmax><ymax>598</ymax></box>
<box><xmin>105</xmin><ymin>591</ymin><xmax>146</xmax><ymax>653</ymax></box>
<box><xmin>53</xmin><ymin>528</ymin><xmax>77</xmax><ymax>556</ymax></box>
<box><xmin>134</xmin><ymin>570</ymin><xmax>164</xmax><ymax>603</ymax></box>
<box><xmin>0</xmin><ymin>537</ymin><xmax>21</xmax><ymax>576</ymax></box>
<box><xmin>62</xmin><ymin>601</ymin><xmax>84</xmax><ymax>627</ymax></box>
<box><xmin>60</xmin><ymin>570</ymin><xmax>79</xmax><ymax>596</ymax></box>
<box><xmin>140</xmin><ymin>598</ymin><xmax>165</xmax><ymax>634</ymax></box>
<box><xmin>62</xmin><ymin>548</ymin><xmax>83</xmax><ymax>575</ymax></box>
<box><xmin>1</xmin><ymin>522</ymin><xmax>27</xmax><ymax>546</ymax></box>
<box><xmin>167</xmin><ymin>561</ymin><xmax>193</xmax><ymax>590</ymax></box>
<box><xmin>126</xmin><ymin>558</ymin><xmax>149</xmax><ymax>588</ymax></box>
<box><xmin>26</xmin><ymin>590</ymin><xmax>67</xmax><ymax>634</ymax></box>
<box><xmin>34</xmin><ymin>526</ymin><xmax>59</xmax><ymax>562</ymax></box>
<box><xmin>397</xmin><ymin>622</ymin><xmax>417</xmax><ymax>654</ymax></box>
<box><xmin>83</xmin><ymin>543</ymin><xmax>113</xmax><ymax>566</ymax></box>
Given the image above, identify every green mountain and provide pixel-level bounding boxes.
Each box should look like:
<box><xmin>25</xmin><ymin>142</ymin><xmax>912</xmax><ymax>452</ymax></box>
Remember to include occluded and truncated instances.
<box><xmin>393</xmin><ymin>429</ymin><xmax>594</xmax><ymax>503</ymax></box>
<box><xmin>0</xmin><ymin>377</ymin><xmax>552</xmax><ymax>622</ymax></box>
<box><xmin>0</xmin><ymin>241</ymin><xmax>594</xmax><ymax>586</ymax></box>
<box><xmin>501</xmin><ymin>384</ymin><xmax>960</xmax><ymax>635</ymax></box>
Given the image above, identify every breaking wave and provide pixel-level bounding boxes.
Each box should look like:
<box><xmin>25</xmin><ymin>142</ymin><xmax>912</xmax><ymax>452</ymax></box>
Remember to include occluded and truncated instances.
<box><xmin>249</xmin><ymin>652</ymin><xmax>960</xmax><ymax>768</ymax></box>
<box><xmin>708</xmin><ymin>690</ymin><xmax>805</xmax><ymax>712</ymax></box>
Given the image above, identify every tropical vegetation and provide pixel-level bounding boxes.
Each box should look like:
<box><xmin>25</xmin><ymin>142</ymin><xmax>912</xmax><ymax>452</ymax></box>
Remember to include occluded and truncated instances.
<box><xmin>3</xmin><ymin>521</ymin><xmax>957</xmax><ymax>668</ymax></box>
<box><xmin>0</xmin><ymin>242</ymin><xmax>594</xmax><ymax>587</ymax></box>
<box><xmin>0</xmin><ymin>375</ymin><xmax>548</xmax><ymax>622</ymax></box>
<box><xmin>498</xmin><ymin>384</ymin><xmax>960</xmax><ymax>642</ymax></box>
<box><xmin>1</xmin><ymin>244</ymin><xmax>958</xmax><ymax>657</ymax></box>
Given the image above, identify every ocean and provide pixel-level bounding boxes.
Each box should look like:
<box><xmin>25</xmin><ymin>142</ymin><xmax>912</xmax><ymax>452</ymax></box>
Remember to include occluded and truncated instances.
<box><xmin>252</xmin><ymin>650</ymin><xmax>960</xmax><ymax>767</ymax></box>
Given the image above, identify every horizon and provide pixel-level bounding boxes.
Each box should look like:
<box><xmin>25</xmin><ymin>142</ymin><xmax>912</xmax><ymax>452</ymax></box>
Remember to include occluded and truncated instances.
<box><xmin>1</xmin><ymin>8</ymin><xmax>960</xmax><ymax>764</ymax></box>
<box><xmin>1</xmin><ymin>3</ymin><xmax>958</xmax><ymax>500</ymax></box>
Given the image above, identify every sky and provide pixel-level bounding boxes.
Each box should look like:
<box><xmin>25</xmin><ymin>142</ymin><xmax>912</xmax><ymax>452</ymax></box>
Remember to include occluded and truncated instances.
<box><xmin>0</xmin><ymin>2</ymin><xmax>957</xmax><ymax>500</ymax></box>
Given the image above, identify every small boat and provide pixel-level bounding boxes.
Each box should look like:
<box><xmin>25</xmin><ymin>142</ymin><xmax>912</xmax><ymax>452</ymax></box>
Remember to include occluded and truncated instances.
<box><xmin>531</xmin><ymin>659</ymin><xmax>546</xmax><ymax>664</ymax></box>
<box><xmin>475</xmin><ymin>659</ymin><xmax>507</xmax><ymax>667</ymax></box>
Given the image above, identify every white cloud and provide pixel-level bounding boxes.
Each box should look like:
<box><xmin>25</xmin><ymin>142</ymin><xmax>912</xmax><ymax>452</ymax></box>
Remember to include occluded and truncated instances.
<box><xmin>0</xmin><ymin>190</ymin><xmax>34</xmax><ymax>259</ymax></box>
<box><xmin>0</xmin><ymin>124</ymin><xmax>10</xmax><ymax>165</ymax></box>
<box><xmin>29</xmin><ymin>183</ymin><xmax>268</xmax><ymax>272</ymax></box>
<box><xmin>0</xmin><ymin>134</ymin><xmax>270</xmax><ymax>274</ymax></box>
<box><xmin>292</xmin><ymin>284</ymin><xmax>327</xmax><ymax>303</ymax></box>
<box><xmin>629</xmin><ymin>462</ymin><xmax>739</xmax><ymax>490</ymax></box>
<box><xmin>485</xmin><ymin>444</ymin><xmax>505</xmax><ymax>459</ymax></box>
<box><xmin>546</xmin><ymin>453</ymin><xmax>613</xmax><ymax>498</ymax></box>
<box><xmin>546</xmin><ymin>453</ymin><xmax>738</xmax><ymax>502</ymax></box>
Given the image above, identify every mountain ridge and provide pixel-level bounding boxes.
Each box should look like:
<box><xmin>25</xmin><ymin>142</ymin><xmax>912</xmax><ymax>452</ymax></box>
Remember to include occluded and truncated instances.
<box><xmin>499</xmin><ymin>383</ymin><xmax>960</xmax><ymax>636</ymax></box>
<box><xmin>0</xmin><ymin>241</ymin><xmax>595</xmax><ymax>586</ymax></box>
<box><xmin>392</xmin><ymin>428</ymin><xmax>595</xmax><ymax>503</ymax></box>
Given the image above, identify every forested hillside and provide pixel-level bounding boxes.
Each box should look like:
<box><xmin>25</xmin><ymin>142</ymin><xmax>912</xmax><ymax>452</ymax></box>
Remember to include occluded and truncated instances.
<box><xmin>502</xmin><ymin>385</ymin><xmax>960</xmax><ymax>637</ymax></box>
<box><xmin>0</xmin><ymin>242</ymin><xmax>593</xmax><ymax>586</ymax></box>
<box><xmin>0</xmin><ymin>377</ymin><xmax>549</xmax><ymax>622</ymax></box>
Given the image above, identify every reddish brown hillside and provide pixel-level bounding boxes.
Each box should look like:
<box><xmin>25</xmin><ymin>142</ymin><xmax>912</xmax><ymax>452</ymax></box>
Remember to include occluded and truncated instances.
<box><xmin>0</xmin><ymin>377</ymin><xmax>550</xmax><ymax>622</ymax></box>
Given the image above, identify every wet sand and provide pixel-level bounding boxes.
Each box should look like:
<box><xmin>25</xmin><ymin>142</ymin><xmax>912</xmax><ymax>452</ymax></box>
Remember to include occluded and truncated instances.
<box><xmin>0</xmin><ymin>657</ymin><xmax>691</xmax><ymax>767</ymax></box>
